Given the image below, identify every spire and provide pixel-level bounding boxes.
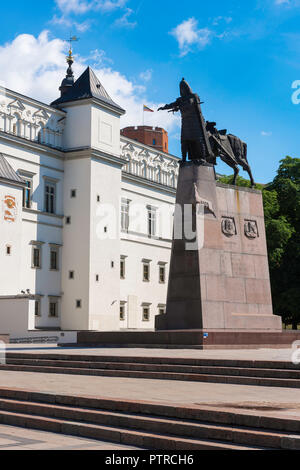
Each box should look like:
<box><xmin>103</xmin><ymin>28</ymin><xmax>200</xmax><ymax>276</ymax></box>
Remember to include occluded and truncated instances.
<box><xmin>59</xmin><ymin>35</ymin><xmax>80</xmax><ymax>97</ymax></box>
<box><xmin>59</xmin><ymin>47</ymin><xmax>75</xmax><ymax>97</ymax></box>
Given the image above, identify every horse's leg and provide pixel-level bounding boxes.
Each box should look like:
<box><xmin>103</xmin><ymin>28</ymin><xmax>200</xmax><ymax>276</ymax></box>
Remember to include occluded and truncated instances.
<box><xmin>247</xmin><ymin>167</ymin><xmax>255</xmax><ymax>188</ymax></box>
<box><xmin>233</xmin><ymin>166</ymin><xmax>239</xmax><ymax>185</ymax></box>
<box><xmin>240</xmin><ymin>159</ymin><xmax>255</xmax><ymax>187</ymax></box>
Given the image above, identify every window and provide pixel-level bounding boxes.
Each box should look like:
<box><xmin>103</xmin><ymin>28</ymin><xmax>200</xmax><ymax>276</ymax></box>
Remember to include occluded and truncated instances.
<box><xmin>45</xmin><ymin>181</ymin><xmax>56</xmax><ymax>214</ymax></box>
<box><xmin>76</xmin><ymin>300</ymin><xmax>82</xmax><ymax>309</ymax></box>
<box><xmin>120</xmin><ymin>303</ymin><xmax>126</xmax><ymax>321</ymax></box>
<box><xmin>153</xmin><ymin>138</ymin><xmax>156</xmax><ymax>145</ymax></box>
<box><xmin>97</xmin><ymin>195</ymin><xmax>101</xmax><ymax>202</ymax></box>
<box><xmin>159</xmin><ymin>264</ymin><xmax>166</xmax><ymax>284</ymax></box>
<box><xmin>32</xmin><ymin>245</ymin><xmax>42</xmax><ymax>269</ymax></box>
<box><xmin>22</xmin><ymin>177</ymin><xmax>32</xmax><ymax>209</ymax></box>
<box><xmin>49</xmin><ymin>300</ymin><xmax>58</xmax><ymax>318</ymax></box>
<box><xmin>66</xmin><ymin>216</ymin><xmax>71</xmax><ymax>225</ymax></box>
<box><xmin>147</xmin><ymin>206</ymin><xmax>157</xmax><ymax>237</ymax></box>
<box><xmin>142</xmin><ymin>305</ymin><xmax>150</xmax><ymax>322</ymax></box>
<box><xmin>50</xmin><ymin>247</ymin><xmax>59</xmax><ymax>271</ymax></box>
<box><xmin>143</xmin><ymin>263</ymin><xmax>150</xmax><ymax>282</ymax></box>
<box><xmin>69</xmin><ymin>271</ymin><xmax>74</xmax><ymax>279</ymax></box>
<box><xmin>158</xmin><ymin>305</ymin><xmax>166</xmax><ymax>315</ymax></box>
<box><xmin>120</xmin><ymin>257</ymin><xmax>126</xmax><ymax>279</ymax></box>
<box><xmin>121</xmin><ymin>199</ymin><xmax>130</xmax><ymax>232</ymax></box>
<box><xmin>70</xmin><ymin>189</ymin><xmax>76</xmax><ymax>198</ymax></box>
<box><xmin>35</xmin><ymin>299</ymin><xmax>41</xmax><ymax>317</ymax></box>
<box><xmin>96</xmin><ymin>274</ymin><xmax>99</xmax><ymax>282</ymax></box>
<box><xmin>6</xmin><ymin>245</ymin><xmax>11</xmax><ymax>256</ymax></box>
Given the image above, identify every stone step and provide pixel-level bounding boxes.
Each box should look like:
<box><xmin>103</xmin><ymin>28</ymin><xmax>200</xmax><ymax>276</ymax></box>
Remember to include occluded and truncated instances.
<box><xmin>0</xmin><ymin>387</ymin><xmax>299</xmax><ymax>434</ymax></box>
<box><xmin>0</xmin><ymin>397</ymin><xmax>296</xmax><ymax>449</ymax></box>
<box><xmin>5</xmin><ymin>358</ymin><xmax>300</xmax><ymax>379</ymax></box>
<box><xmin>6</xmin><ymin>353</ymin><xmax>299</xmax><ymax>370</ymax></box>
<box><xmin>0</xmin><ymin>407</ymin><xmax>265</xmax><ymax>450</ymax></box>
<box><xmin>0</xmin><ymin>363</ymin><xmax>299</xmax><ymax>388</ymax></box>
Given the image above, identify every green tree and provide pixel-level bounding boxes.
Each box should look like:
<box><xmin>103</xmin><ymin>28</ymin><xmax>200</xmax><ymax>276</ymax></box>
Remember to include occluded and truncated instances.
<box><xmin>220</xmin><ymin>157</ymin><xmax>300</xmax><ymax>329</ymax></box>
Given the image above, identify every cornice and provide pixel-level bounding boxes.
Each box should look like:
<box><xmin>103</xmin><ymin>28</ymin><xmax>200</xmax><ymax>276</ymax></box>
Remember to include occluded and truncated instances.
<box><xmin>53</xmin><ymin>97</ymin><xmax>125</xmax><ymax>117</ymax></box>
<box><xmin>121</xmin><ymin>135</ymin><xmax>180</xmax><ymax>163</ymax></box>
<box><xmin>122</xmin><ymin>172</ymin><xmax>177</xmax><ymax>195</ymax></box>
<box><xmin>64</xmin><ymin>146</ymin><xmax>125</xmax><ymax>168</ymax></box>
<box><xmin>0</xmin><ymin>131</ymin><xmax>64</xmax><ymax>160</ymax></box>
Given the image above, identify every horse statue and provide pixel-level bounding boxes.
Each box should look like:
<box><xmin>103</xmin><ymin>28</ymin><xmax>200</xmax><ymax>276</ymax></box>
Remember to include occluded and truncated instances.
<box><xmin>206</xmin><ymin>121</ymin><xmax>255</xmax><ymax>187</ymax></box>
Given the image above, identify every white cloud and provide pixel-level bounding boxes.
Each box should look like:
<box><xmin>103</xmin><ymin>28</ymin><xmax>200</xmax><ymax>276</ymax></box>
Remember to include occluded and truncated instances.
<box><xmin>170</xmin><ymin>18</ymin><xmax>213</xmax><ymax>56</ymax></box>
<box><xmin>51</xmin><ymin>15</ymin><xmax>91</xmax><ymax>32</ymax></box>
<box><xmin>212</xmin><ymin>16</ymin><xmax>232</xmax><ymax>26</ymax></box>
<box><xmin>139</xmin><ymin>69</ymin><xmax>153</xmax><ymax>82</ymax></box>
<box><xmin>261</xmin><ymin>131</ymin><xmax>272</xmax><ymax>136</ymax></box>
<box><xmin>0</xmin><ymin>31</ymin><xmax>179</xmax><ymax>135</ymax></box>
<box><xmin>114</xmin><ymin>8</ymin><xmax>137</xmax><ymax>28</ymax></box>
<box><xmin>55</xmin><ymin>0</ymin><xmax>127</xmax><ymax>15</ymax></box>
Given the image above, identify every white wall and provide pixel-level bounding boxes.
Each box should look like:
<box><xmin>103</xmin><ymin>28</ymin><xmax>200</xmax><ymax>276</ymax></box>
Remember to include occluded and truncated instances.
<box><xmin>91</xmin><ymin>105</ymin><xmax>121</xmax><ymax>157</ymax></box>
<box><xmin>0</xmin><ymin>135</ymin><xmax>64</xmax><ymax>329</ymax></box>
<box><xmin>119</xmin><ymin>180</ymin><xmax>175</xmax><ymax>329</ymax></box>
<box><xmin>0</xmin><ymin>182</ymin><xmax>23</xmax><ymax>296</ymax></box>
<box><xmin>61</xmin><ymin>103</ymin><xmax>91</xmax><ymax>150</ymax></box>
<box><xmin>0</xmin><ymin>298</ymin><xmax>33</xmax><ymax>337</ymax></box>
<box><xmin>89</xmin><ymin>157</ymin><xmax>122</xmax><ymax>331</ymax></box>
<box><xmin>61</xmin><ymin>157</ymin><xmax>91</xmax><ymax>330</ymax></box>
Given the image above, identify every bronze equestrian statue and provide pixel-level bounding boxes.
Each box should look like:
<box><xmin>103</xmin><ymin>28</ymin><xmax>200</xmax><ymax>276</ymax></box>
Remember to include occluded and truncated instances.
<box><xmin>158</xmin><ymin>79</ymin><xmax>255</xmax><ymax>187</ymax></box>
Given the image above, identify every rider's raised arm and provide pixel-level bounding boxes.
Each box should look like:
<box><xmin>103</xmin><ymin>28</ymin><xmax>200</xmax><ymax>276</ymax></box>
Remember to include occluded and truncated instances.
<box><xmin>158</xmin><ymin>99</ymin><xmax>180</xmax><ymax>112</ymax></box>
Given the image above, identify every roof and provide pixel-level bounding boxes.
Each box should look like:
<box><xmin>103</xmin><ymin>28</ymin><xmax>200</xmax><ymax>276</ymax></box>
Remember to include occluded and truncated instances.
<box><xmin>51</xmin><ymin>67</ymin><xmax>125</xmax><ymax>114</ymax></box>
<box><xmin>0</xmin><ymin>154</ymin><xmax>26</xmax><ymax>185</ymax></box>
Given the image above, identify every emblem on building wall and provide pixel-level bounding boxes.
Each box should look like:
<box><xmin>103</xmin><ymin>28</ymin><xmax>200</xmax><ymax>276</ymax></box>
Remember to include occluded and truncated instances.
<box><xmin>221</xmin><ymin>217</ymin><xmax>236</xmax><ymax>237</ymax></box>
<box><xmin>3</xmin><ymin>195</ymin><xmax>17</xmax><ymax>222</ymax></box>
<box><xmin>244</xmin><ymin>220</ymin><xmax>259</xmax><ymax>239</ymax></box>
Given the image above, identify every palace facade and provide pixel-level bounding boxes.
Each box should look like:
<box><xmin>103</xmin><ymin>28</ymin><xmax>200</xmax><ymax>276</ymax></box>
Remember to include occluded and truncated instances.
<box><xmin>0</xmin><ymin>55</ymin><xmax>179</xmax><ymax>339</ymax></box>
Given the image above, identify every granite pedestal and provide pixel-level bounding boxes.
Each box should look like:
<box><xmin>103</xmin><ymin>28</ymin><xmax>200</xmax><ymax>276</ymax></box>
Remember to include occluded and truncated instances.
<box><xmin>156</xmin><ymin>162</ymin><xmax>282</xmax><ymax>333</ymax></box>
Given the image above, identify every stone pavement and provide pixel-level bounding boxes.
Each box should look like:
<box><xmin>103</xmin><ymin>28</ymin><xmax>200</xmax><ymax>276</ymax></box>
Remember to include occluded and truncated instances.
<box><xmin>0</xmin><ymin>368</ymin><xmax>300</xmax><ymax>419</ymax></box>
<box><xmin>0</xmin><ymin>423</ymin><xmax>141</xmax><ymax>450</ymax></box>
<box><xmin>5</xmin><ymin>344</ymin><xmax>295</xmax><ymax>362</ymax></box>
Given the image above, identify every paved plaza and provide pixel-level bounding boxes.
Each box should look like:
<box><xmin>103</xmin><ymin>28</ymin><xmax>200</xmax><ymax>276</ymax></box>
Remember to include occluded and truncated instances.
<box><xmin>0</xmin><ymin>344</ymin><xmax>299</xmax><ymax>449</ymax></box>
<box><xmin>5</xmin><ymin>343</ymin><xmax>295</xmax><ymax>361</ymax></box>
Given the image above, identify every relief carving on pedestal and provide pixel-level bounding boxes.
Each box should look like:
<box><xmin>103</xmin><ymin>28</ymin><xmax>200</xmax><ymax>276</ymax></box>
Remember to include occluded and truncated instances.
<box><xmin>244</xmin><ymin>220</ymin><xmax>259</xmax><ymax>239</ymax></box>
<box><xmin>221</xmin><ymin>216</ymin><xmax>237</xmax><ymax>237</ymax></box>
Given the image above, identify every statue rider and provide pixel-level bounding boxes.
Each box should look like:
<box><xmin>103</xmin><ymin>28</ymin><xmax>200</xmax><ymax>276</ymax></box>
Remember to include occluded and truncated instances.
<box><xmin>158</xmin><ymin>78</ymin><xmax>214</xmax><ymax>164</ymax></box>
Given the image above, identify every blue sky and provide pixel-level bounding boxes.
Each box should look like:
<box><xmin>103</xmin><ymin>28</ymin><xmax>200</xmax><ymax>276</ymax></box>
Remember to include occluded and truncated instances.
<box><xmin>1</xmin><ymin>0</ymin><xmax>300</xmax><ymax>182</ymax></box>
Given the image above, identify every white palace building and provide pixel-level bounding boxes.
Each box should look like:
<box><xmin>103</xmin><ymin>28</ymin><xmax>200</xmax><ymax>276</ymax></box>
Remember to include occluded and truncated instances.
<box><xmin>0</xmin><ymin>51</ymin><xmax>179</xmax><ymax>340</ymax></box>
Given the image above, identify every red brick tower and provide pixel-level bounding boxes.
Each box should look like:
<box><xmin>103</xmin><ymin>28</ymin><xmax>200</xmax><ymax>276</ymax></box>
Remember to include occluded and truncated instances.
<box><xmin>121</xmin><ymin>126</ymin><xmax>169</xmax><ymax>153</ymax></box>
